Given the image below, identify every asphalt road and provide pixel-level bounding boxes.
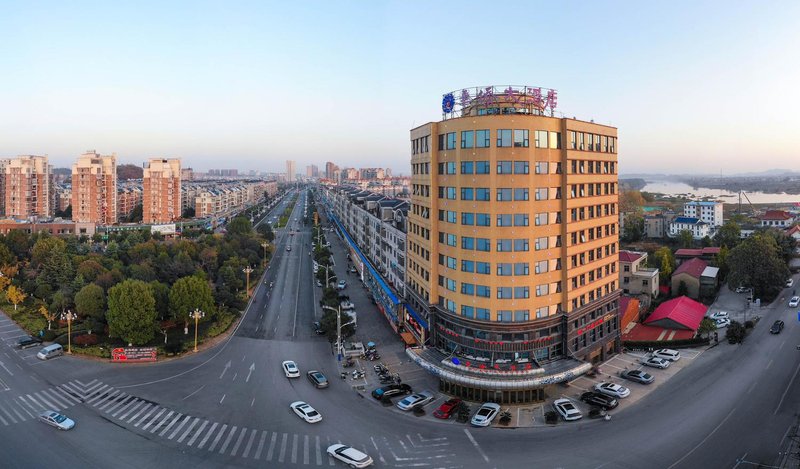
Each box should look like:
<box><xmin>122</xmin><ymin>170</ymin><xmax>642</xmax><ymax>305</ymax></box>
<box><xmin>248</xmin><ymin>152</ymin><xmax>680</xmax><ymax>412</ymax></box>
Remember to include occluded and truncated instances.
<box><xmin>2</xmin><ymin>189</ymin><xmax>800</xmax><ymax>468</ymax></box>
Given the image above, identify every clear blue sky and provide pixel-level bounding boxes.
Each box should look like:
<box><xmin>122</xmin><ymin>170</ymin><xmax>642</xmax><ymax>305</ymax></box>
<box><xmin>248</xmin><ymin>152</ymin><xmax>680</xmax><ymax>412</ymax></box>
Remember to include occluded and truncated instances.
<box><xmin>2</xmin><ymin>1</ymin><xmax>798</xmax><ymax>175</ymax></box>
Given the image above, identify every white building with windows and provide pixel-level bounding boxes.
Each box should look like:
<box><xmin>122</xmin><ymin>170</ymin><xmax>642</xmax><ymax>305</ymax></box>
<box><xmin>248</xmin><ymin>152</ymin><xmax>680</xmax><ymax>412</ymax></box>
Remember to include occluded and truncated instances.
<box><xmin>669</xmin><ymin>217</ymin><xmax>711</xmax><ymax>240</ymax></box>
<box><xmin>683</xmin><ymin>201</ymin><xmax>723</xmax><ymax>227</ymax></box>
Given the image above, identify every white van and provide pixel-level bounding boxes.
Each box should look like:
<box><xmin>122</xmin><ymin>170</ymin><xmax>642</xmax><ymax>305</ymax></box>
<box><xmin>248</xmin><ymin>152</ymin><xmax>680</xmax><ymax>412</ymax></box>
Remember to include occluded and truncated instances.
<box><xmin>37</xmin><ymin>344</ymin><xmax>64</xmax><ymax>360</ymax></box>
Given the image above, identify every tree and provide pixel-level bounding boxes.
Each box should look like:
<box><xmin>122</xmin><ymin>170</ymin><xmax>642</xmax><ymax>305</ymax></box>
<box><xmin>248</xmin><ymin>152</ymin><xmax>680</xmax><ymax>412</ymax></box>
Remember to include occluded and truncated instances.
<box><xmin>679</xmin><ymin>230</ymin><xmax>694</xmax><ymax>248</ymax></box>
<box><xmin>726</xmin><ymin>320</ymin><xmax>746</xmax><ymax>344</ymax></box>
<box><xmin>6</xmin><ymin>285</ymin><xmax>26</xmax><ymax>311</ymax></box>
<box><xmin>169</xmin><ymin>276</ymin><xmax>215</xmax><ymax>333</ymax></box>
<box><xmin>715</xmin><ymin>221</ymin><xmax>741</xmax><ymax>249</ymax></box>
<box><xmin>0</xmin><ymin>244</ymin><xmax>15</xmax><ymax>265</ymax></box>
<box><xmin>127</xmin><ymin>204</ymin><xmax>143</xmax><ymax>223</ymax></box>
<box><xmin>107</xmin><ymin>280</ymin><xmax>157</xmax><ymax>345</ymax></box>
<box><xmin>31</xmin><ymin>236</ymin><xmax>67</xmax><ymax>268</ymax></box>
<box><xmin>697</xmin><ymin>318</ymin><xmax>717</xmax><ymax>339</ymax></box>
<box><xmin>0</xmin><ymin>274</ymin><xmax>10</xmax><ymax>292</ymax></box>
<box><xmin>622</xmin><ymin>213</ymin><xmax>644</xmax><ymax>242</ymax></box>
<box><xmin>75</xmin><ymin>284</ymin><xmax>106</xmax><ymax>321</ymax></box>
<box><xmin>256</xmin><ymin>223</ymin><xmax>275</xmax><ymax>242</ymax></box>
<box><xmin>653</xmin><ymin>247</ymin><xmax>675</xmax><ymax>285</ymax></box>
<box><xmin>677</xmin><ymin>280</ymin><xmax>688</xmax><ymax>297</ymax></box>
<box><xmin>39</xmin><ymin>305</ymin><xmax>57</xmax><ymax>330</ymax></box>
<box><xmin>149</xmin><ymin>281</ymin><xmax>170</xmax><ymax>321</ymax></box>
<box><xmin>227</xmin><ymin>216</ymin><xmax>253</xmax><ymax>237</ymax></box>
<box><xmin>182</xmin><ymin>207</ymin><xmax>196</xmax><ymax>218</ymax></box>
<box><xmin>727</xmin><ymin>233</ymin><xmax>790</xmax><ymax>301</ymax></box>
<box><xmin>619</xmin><ymin>190</ymin><xmax>646</xmax><ymax>214</ymax></box>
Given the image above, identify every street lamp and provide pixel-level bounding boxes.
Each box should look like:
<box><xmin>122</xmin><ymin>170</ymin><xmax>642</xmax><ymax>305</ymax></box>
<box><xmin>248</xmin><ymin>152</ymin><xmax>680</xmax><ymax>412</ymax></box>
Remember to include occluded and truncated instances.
<box><xmin>243</xmin><ymin>266</ymin><xmax>254</xmax><ymax>295</ymax></box>
<box><xmin>261</xmin><ymin>241</ymin><xmax>269</xmax><ymax>267</ymax></box>
<box><xmin>190</xmin><ymin>308</ymin><xmax>205</xmax><ymax>352</ymax></box>
<box><xmin>60</xmin><ymin>310</ymin><xmax>77</xmax><ymax>354</ymax></box>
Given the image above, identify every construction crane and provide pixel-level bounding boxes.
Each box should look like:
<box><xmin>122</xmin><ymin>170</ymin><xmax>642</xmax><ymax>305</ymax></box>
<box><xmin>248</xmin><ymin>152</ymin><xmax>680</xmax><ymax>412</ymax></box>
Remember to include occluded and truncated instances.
<box><xmin>737</xmin><ymin>190</ymin><xmax>755</xmax><ymax>215</ymax></box>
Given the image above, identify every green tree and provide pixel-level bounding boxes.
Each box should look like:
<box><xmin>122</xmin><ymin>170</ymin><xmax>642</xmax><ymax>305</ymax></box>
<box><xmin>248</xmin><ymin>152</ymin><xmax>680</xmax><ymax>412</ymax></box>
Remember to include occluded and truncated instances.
<box><xmin>319</xmin><ymin>308</ymin><xmax>355</xmax><ymax>343</ymax></box>
<box><xmin>227</xmin><ymin>216</ymin><xmax>253</xmax><ymax>237</ymax></box>
<box><xmin>622</xmin><ymin>213</ymin><xmax>644</xmax><ymax>242</ymax></box>
<box><xmin>653</xmin><ymin>247</ymin><xmax>675</xmax><ymax>285</ymax></box>
<box><xmin>677</xmin><ymin>280</ymin><xmax>688</xmax><ymax>297</ymax></box>
<box><xmin>715</xmin><ymin>221</ymin><xmax>741</xmax><ymax>249</ymax></box>
<box><xmin>169</xmin><ymin>276</ymin><xmax>215</xmax><ymax>333</ymax></box>
<box><xmin>107</xmin><ymin>279</ymin><xmax>157</xmax><ymax>345</ymax></box>
<box><xmin>31</xmin><ymin>236</ymin><xmax>66</xmax><ymax>268</ymax></box>
<box><xmin>726</xmin><ymin>320</ymin><xmax>746</xmax><ymax>344</ymax></box>
<box><xmin>727</xmin><ymin>233</ymin><xmax>790</xmax><ymax>301</ymax></box>
<box><xmin>697</xmin><ymin>317</ymin><xmax>717</xmax><ymax>339</ymax></box>
<box><xmin>150</xmin><ymin>281</ymin><xmax>170</xmax><ymax>321</ymax></box>
<box><xmin>0</xmin><ymin>243</ymin><xmax>15</xmax><ymax>265</ymax></box>
<box><xmin>256</xmin><ymin>222</ymin><xmax>275</xmax><ymax>242</ymax></box>
<box><xmin>679</xmin><ymin>230</ymin><xmax>694</xmax><ymax>248</ymax></box>
<box><xmin>74</xmin><ymin>283</ymin><xmax>106</xmax><ymax>321</ymax></box>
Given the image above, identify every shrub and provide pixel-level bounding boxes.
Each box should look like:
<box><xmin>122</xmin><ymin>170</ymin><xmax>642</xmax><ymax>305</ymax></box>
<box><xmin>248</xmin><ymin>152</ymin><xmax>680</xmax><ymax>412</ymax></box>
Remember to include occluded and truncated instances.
<box><xmin>73</xmin><ymin>334</ymin><xmax>99</xmax><ymax>347</ymax></box>
<box><xmin>42</xmin><ymin>330</ymin><xmax>57</xmax><ymax>341</ymax></box>
<box><xmin>205</xmin><ymin>312</ymin><xmax>236</xmax><ymax>338</ymax></box>
<box><xmin>73</xmin><ymin>345</ymin><xmax>110</xmax><ymax>358</ymax></box>
<box><xmin>164</xmin><ymin>341</ymin><xmax>183</xmax><ymax>355</ymax></box>
<box><xmin>744</xmin><ymin>320</ymin><xmax>754</xmax><ymax>329</ymax></box>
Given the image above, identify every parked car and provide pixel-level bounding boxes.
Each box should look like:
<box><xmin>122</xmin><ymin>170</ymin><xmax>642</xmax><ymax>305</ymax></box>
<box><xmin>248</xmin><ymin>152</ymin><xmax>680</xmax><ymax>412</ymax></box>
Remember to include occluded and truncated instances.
<box><xmin>340</xmin><ymin>300</ymin><xmax>355</xmax><ymax>310</ymax></box>
<box><xmin>17</xmin><ymin>335</ymin><xmax>43</xmax><ymax>349</ymax></box>
<box><xmin>349</xmin><ymin>265</ymin><xmax>358</xmax><ymax>273</ymax></box>
<box><xmin>396</xmin><ymin>391</ymin><xmax>435</xmax><ymax>411</ymax></box>
<box><xmin>326</xmin><ymin>444</ymin><xmax>373</xmax><ymax>468</ymax></box>
<box><xmin>642</xmin><ymin>357</ymin><xmax>671</xmax><ymax>369</ymax></box>
<box><xmin>38</xmin><ymin>410</ymin><xmax>75</xmax><ymax>430</ymax></box>
<box><xmin>652</xmin><ymin>349</ymin><xmax>681</xmax><ymax>361</ymax></box>
<box><xmin>620</xmin><ymin>369</ymin><xmax>655</xmax><ymax>384</ymax></box>
<box><xmin>709</xmin><ymin>311</ymin><xmax>729</xmax><ymax>321</ymax></box>
<box><xmin>282</xmin><ymin>360</ymin><xmax>300</xmax><ymax>378</ymax></box>
<box><xmin>715</xmin><ymin>318</ymin><xmax>731</xmax><ymax>329</ymax></box>
<box><xmin>432</xmin><ymin>398</ymin><xmax>463</xmax><ymax>419</ymax></box>
<box><xmin>735</xmin><ymin>286</ymin><xmax>749</xmax><ymax>293</ymax></box>
<box><xmin>553</xmin><ymin>398</ymin><xmax>582</xmax><ymax>421</ymax></box>
<box><xmin>790</xmin><ymin>296</ymin><xmax>800</xmax><ymax>307</ymax></box>
<box><xmin>787</xmin><ymin>278</ymin><xmax>794</xmax><ymax>288</ymax></box>
<box><xmin>470</xmin><ymin>402</ymin><xmax>501</xmax><ymax>427</ymax></box>
<box><xmin>307</xmin><ymin>370</ymin><xmax>329</xmax><ymax>388</ymax></box>
<box><xmin>371</xmin><ymin>384</ymin><xmax>412</xmax><ymax>400</ymax></box>
<box><xmin>770</xmin><ymin>320</ymin><xmax>785</xmax><ymax>334</ymax></box>
<box><xmin>579</xmin><ymin>391</ymin><xmax>619</xmax><ymax>410</ymax></box>
<box><xmin>36</xmin><ymin>344</ymin><xmax>63</xmax><ymax>360</ymax></box>
<box><xmin>336</xmin><ymin>280</ymin><xmax>347</xmax><ymax>290</ymax></box>
<box><xmin>593</xmin><ymin>382</ymin><xmax>631</xmax><ymax>399</ymax></box>
<box><xmin>316</xmin><ymin>280</ymin><xmax>323</xmax><ymax>287</ymax></box>
<box><xmin>290</xmin><ymin>401</ymin><xmax>322</xmax><ymax>423</ymax></box>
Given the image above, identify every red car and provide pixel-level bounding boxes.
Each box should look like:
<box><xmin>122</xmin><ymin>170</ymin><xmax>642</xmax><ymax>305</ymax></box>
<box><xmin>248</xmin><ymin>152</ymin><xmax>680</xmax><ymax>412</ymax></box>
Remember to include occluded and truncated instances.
<box><xmin>432</xmin><ymin>398</ymin><xmax>462</xmax><ymax>419</ymax></box>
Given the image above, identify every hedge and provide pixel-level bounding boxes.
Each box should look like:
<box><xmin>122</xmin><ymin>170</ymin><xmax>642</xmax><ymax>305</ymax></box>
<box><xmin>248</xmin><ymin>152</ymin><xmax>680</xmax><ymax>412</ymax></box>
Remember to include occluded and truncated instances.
<box><xmin>622</xmin><ymin>337</ymin><xmax>710</xmax><ymax>350</ymax></box>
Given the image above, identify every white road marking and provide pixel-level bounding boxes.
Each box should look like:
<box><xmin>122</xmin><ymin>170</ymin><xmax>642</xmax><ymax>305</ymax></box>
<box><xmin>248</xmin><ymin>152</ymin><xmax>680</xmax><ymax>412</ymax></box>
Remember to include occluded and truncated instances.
<box><xmin>218</xmin><ymin>425</ymin><xmax>238</xmax><ymax>454</ymax></box>
<box><xmin>169</xmin><ymin>415</ymin><xmax>193</xmax><ymax>440</ymax></box>
<box><xmin>667</xmin><ymin>407</ymin><xmax>736</xmax><ymax>469</ymax></box>
<box><xmin>207</xmin><ymin>423</ymin><xmax>227</xmax><ymax>451</ymax></box>
<box><xmin>158</xmin><ymin>412</ymin><xmax>184</xmax><ymax>437</ymax></box>
<box><xmin>135</xmin><ymin>405</ymin><xmax>159</xmax><ymax>427</ymax></box>
<box><xmin>278</xmin><ymin>432</ymin><xmax>288</xmax><ymax>463</ymax></box>
<box><xmin>127</xmin><ymin>403</ymin><xmax>153</xmax><ymax>423</ymax></box>
<box><xmin>230</xmin><ymin>426</ymin><xmax>248</xmax><ymax>456</ymax></box>
<box><xmin>254</xmin><ymin>430</ymin><xmax>268</xmax><ymax>459</ymax></box>
<box><xmin>776</xmin><ymin>361</ymin><xmax>800</xmax><ymax>415</ymax></box>
<box><xmin>463</xmin><ymin>429</ymin><xmax>489</xmax><ymax>463</ymax></box>
<box><xmin>746</xmin><ymin>381</ymin><xmax>758</xmax><ymax>395</ymax></box>
<box><xmin>266</xmin><ymin>430</ymin><xmax>278</xmax><ymax>461</ymax></box>
<box><xmin>242</xmin><ymin>428</ymin><xmax>258</xmax><ymax>458</ymax></box>
<box><xmin>186</xmin><ymin>419</ymin><xmax>209</xmax><ymax>446</ymax></box>
<box><xmin>766</xmin><ymin>359</ymin><xmax>774</xmax><ymax>370</ymax></box>
<box><xmin>197</xmin><ymin>421</ymin><xmax>218</xmax><ymax>449</ymax></box>
<box><xmin>182</xmin><ymin>384</ymin><xmax>205</xmax><ymax>400</ymax></box>
<box><xmin>142</xmin><ymin>408</ymin><xmax>166</xmax><ymax>431</ymax></box>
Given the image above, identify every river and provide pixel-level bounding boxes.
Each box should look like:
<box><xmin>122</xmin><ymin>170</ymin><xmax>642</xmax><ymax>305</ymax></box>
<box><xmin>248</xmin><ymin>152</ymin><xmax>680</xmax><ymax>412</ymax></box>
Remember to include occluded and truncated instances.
<box><xmin>640</xmin><ymin>181</ymin><xmax>800</xmax><ymax>205</ymax></box>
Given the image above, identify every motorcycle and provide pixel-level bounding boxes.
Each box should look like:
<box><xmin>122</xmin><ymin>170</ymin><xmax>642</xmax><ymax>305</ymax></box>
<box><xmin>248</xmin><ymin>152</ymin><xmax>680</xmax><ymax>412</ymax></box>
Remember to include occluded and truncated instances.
<box><xmin>342</xmin><ymin>359</ymin><xmax>355</xmax><ymax>368</ymax></box>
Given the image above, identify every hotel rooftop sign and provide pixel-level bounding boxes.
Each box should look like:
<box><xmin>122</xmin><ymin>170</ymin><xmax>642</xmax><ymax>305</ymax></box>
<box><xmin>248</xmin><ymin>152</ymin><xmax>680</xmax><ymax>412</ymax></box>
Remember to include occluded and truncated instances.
<box><xmin>441</xmin><ymin>85</ymin><xmax>558</xmax><ymax>119</ymax></box>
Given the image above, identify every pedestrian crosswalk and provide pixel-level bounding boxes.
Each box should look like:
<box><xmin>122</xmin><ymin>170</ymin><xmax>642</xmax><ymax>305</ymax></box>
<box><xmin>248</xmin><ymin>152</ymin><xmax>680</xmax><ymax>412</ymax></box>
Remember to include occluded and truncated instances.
<box><xmin>1</xmin><ymin>379</ymin><xmax>461</xmax><ymax>467</ymax></box>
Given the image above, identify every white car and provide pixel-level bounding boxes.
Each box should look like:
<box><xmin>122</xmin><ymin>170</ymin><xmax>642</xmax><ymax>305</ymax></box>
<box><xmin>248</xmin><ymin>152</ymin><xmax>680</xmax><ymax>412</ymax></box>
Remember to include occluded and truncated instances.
<box><xmin>38</xmin><ymin>410</ymin><xmax>75</xmax><ymax>430</ymax></box>
<box><xmin>735</xmin><ymin>286</ymin><xmax>749</xmax><ymax>293</ymax></box>
<box><xmin>470</xmin><ymin>402</ymin><xmax>501</xmax><ymax>427</ymax></box>
<box><xmin>340</xmin><ymin>300</ymin><xmax>355</xmax><ymax>310</ymax></box>
<box><xmin>593</xmin><ymin>382</ymin><xmax>631</xmax><ymax>399</ymax></box>
<box><xmin>790</xmin><ymin>296</ymin><xmax>800</xmax><ymax>307</ymax></box>
<box><xmin>553</xmin><ymin>398</ymin><xmax>582</xmax><ymax>421</ymax></box>
<box><xmin>282</xmin><ymin>360</ymin><xmax>300</xmax><ymax>378</ymax></box>
<box><xmin>337</xmin><ymin>280</ymin><xmax>347</xmax><ymax>290</ymax></box>
<box><xmin>709</xmin><ymin>311</ymin><xmax>729</xmax><ymax>321</ymax></box>
<box><xmin>787</xmin><ymin>278</ymin><xmax>794</xmax><ymax>288</ymax></box>
<box><xmin>396</xmin><ymin>391</ymin><xmax>435</xmax><ymax>411</ymax></box>
<box><xmin>715</xmin><ymin>318</ymin><xmax>731</xmax><ymax>329</ymax></box>
<box><xmin>642</xmin><ymin>357</ymin><xmax>671</xmax><ymax>369</ymax></box>
<box><xmin>290</xmin><ymin>401</ymin><xmax>322</xmax><ymax>423</ymax></box>
<box><xmin>652</xmin><ymin>349</ymin><xmax>681</xmax><ymax>361</ymax></box>
<box><xmin>327</xmin><ymin>444</ymin><xmax>373</xmax><ymax>468</ymax></box>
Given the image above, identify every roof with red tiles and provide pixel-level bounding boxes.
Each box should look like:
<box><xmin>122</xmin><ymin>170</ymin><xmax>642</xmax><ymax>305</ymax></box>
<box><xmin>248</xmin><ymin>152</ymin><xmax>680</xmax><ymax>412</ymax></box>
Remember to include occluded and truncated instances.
<box><xmin>643</xmin><ymin>296</ymin><xmax>708</xmax><ymax>331</ymax></box>
<box><xmin>673</xmin><ymin>258</ymin><xmax>708</xmax><ymax>278</ymax></box>
<box><xmin>619</xmin><ymin>251</ymin><xmax>644</xmax><ymax>263</ymax></box>
<box><xmin>761</xmin><ymin>210</ymin><xmax>794</xmax><ymax>221</ymax></box>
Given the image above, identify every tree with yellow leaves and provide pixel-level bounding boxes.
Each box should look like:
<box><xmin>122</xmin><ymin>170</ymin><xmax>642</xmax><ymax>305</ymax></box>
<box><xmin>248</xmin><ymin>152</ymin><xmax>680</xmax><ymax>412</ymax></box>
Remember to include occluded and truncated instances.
<box><xmin>39</xmin><ymin>305</ymin><xmax>56</xmax><ymax>330</ymax></box>
<box><xmin>6</xmin><ymin>285</ymin><xmax>26</xmax><ymax>311</ymax></box>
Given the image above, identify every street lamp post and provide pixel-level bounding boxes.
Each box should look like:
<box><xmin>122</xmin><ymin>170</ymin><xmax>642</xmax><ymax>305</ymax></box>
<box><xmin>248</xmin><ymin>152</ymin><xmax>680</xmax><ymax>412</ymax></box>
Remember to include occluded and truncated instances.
<box><xmin>243</xmin><ymin>266</ymin><xmax>254</xmax><ymax>295</ymax></box>
<box><xmin>60</xmin><ymin>310</ymin><xmax>77</xmax><ymax>354</ymax></box>
<box><xmin>190</xmin><ymin>308</ymin><xmax>205</xmax><ymax>352</ymax></box>
<box><xmin>261</xmin><ymin>241</ymin><xmax>269</xmax><ymax>267</ymax></box>
<box><xmin>322</xmin><ymin>305</ymin><xmax>343</xmax><ymax>361</ymax></box>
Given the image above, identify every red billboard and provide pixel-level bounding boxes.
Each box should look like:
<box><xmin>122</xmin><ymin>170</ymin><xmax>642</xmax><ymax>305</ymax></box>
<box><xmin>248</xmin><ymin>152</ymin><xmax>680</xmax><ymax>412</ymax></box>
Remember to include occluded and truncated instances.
<box><xmin>111</xmin><ymin>347</ymin><xmax>158</xmax><ymax>363</ymax></box>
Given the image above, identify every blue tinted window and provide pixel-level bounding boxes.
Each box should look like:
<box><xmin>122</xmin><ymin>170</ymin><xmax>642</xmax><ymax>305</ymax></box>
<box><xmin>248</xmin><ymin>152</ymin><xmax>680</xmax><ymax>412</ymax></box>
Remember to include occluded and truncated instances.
<box><xmin>476</xmin><ymin>130</ymin><xmax>490</xmax><ymax>148</ymax></box>
<box><xmin>475</xmin><ymin>161</ymin><xmax>490</xmax><ymax>174</ymax></box>
<box><xmin>461</xmin><ymin>212</ymin><xmax>474</xmax><ymax>225</ymax></box>
<box><xmin>476</xmin><ymin>213</ymin><xmax>491</xmax><ymax>226</ymax></box>
<box><xmin>461</xmin><ymin>260</ymin><xmax>475</xmax><ymax>272</ymax></box>
<box><xmin>461</xmin><ymin>131</ymin><xmax>474</xmax><ymax>149</ymax></box>
<box><xmin>461</xmin><ymin>161</ymin><xmax>474</xmax><ymax>174</ymax></box>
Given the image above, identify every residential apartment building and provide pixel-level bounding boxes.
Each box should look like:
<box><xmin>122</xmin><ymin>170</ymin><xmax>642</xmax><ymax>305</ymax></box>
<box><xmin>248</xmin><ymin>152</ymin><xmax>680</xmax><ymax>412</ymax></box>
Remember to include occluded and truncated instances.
<box><xmin>286</xmin><ymin>160</ymin><xmax>296</xmax><ymax>182</ymax></box>
<box><xmin>760</xmin><ymin>210</ymin><xmax>795</xmax><ymax>228</ymax></box>
<box><xmin>683</xmin><ymin>201</ymin><xmax>723</xmax><ymax>226</ymax></box>
<box><xmin>405</xmin><ymin>85</ymin><xmax>619</xmax><ymax>403</ymax></box>
<box><xmin>142</xmin><ymin>158</ymin><xmax>181</xmax><ymax>224</ymax></box>
<box><xmin>117</xmin><ymin>185</ymin><xmax>142</xmax><ymax>221</ymax></box>
<box><xmin>619</xmin><ymin>250</ymin><xmax>659</xmax><ymax>297</ymax></box>
<box><xmin>668</xmin><ymin>216</ymin><xmax>711</xmax><ymax>239</ymax></box>
<box><xmin>71</xmin><ymin>151</ymin><xmax>117</xmax><ymax>225</ymax></box>
<box><xmin>4</xmin><ymin>155</ymin><xmax>51</xmax><ymax>219</ymax></box>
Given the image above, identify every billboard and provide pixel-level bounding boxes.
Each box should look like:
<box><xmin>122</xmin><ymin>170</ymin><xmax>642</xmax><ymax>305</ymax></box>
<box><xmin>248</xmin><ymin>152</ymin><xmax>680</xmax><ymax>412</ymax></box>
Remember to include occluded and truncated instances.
<box><xmin>151</xmin><ymin>224</ymin><xmax>176</xmax><ymax>235</ymax></box>
<box><xmin>111</xmin><ymin>347</ymin><xmax>158</xmax><ymax>363</ymax></box>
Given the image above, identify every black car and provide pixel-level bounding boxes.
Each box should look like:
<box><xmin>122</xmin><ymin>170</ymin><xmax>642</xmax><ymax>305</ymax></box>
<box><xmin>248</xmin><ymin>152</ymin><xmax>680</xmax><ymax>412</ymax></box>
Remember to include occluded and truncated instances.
<box><xmin>770</xmin><ymin>320</ymin><xmax>785</xmax><ymax>334</ymax></box>
<box><xmin>371</xmin><ymin>384</ymin><xmax>412</xmax><ymax>400</ymax></box>
<box><xmin>307</xmin><ymin>370</ymin><xmax>329</xmax><ymax>388</ymax></box>
<box><xmin>17</xmin><ymin>335</ymin><xmax>43</xmax><ymax>349</ymax></box>
<box><xmin>620</xmin><ymin>369</ymin><xmax>655</xmax><ymax>384</ymax></box>
<box><xmin>579</xmin><ymin>391</ymin><xmax>619</xmax><ymax>410</ymax></box>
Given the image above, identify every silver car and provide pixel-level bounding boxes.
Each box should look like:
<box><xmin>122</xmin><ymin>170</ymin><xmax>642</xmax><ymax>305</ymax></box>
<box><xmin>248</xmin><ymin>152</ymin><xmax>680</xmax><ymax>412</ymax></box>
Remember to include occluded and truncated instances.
<box><xmin>38</xmin><ymin>410</ymin><xmax>75</xmax><ymax>430</ymax></box>
<box><xmin>396</xmin><ymin>391</ymin><xmax>435</xmax><ymax>411</ymax></box>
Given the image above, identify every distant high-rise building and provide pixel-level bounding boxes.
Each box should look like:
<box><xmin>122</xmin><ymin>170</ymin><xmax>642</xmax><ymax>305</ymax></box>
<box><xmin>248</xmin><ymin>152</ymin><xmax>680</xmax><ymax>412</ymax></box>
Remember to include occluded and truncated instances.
<box><xmin>71</xmin><ymin>150</ymin><xmax>117</xmax><ymax>225</ymax></box>
<box><xmin>4</xmin><ymin>155</ymin><xmax>51</xmax><ymax>219</ymax></box>
<box><xmin>143</xmin><ymin>158</ymin><xmax>181</xmax><ymax>224</ymax></box>
<box><xmin>306</xmin><ymin>165</ymin><xmax>313</xmax><ymax>178</ymax></box>
<box><xmin>286</xmin><ymin>160</ymin><xmax>296</xmax><ymax>182</ymax></box>
<box><xmin>181</xmin><ymin>167</ymin><xmax>194</xmax><ymax>181</ymax></box>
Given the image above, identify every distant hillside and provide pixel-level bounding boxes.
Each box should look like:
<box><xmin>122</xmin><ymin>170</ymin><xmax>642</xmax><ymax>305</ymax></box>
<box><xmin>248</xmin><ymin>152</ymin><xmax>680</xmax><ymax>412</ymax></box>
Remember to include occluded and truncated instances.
<box><xmin>52</xmin><ymin>167</ymin><xmax>71</xmax><ymax>176</ymax></box>
<box><xmin>620</xmin><ymin>178</ymin><xmax>647</xmax><ymax>191</ymax></box>
<box><xmin>118</xmin><ymin>164</ymin><xmax>143</xmax><ymax>180</ymax></box>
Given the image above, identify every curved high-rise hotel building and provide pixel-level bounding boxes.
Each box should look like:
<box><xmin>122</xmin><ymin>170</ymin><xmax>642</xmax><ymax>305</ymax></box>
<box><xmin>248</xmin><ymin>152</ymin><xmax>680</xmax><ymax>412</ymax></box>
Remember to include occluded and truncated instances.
<box><xmin>405</xmin><ymin>85</ymin><xmax>620</xmax><ymax>403</ymax></box>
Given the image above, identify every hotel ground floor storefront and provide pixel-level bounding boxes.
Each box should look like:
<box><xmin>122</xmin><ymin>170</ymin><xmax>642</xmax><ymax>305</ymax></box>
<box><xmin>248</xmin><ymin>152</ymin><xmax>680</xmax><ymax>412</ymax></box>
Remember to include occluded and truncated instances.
<box><xmin>407</xmin><ymin>291</ymin><xmax>620</xmax><ymax>404</ymax></box>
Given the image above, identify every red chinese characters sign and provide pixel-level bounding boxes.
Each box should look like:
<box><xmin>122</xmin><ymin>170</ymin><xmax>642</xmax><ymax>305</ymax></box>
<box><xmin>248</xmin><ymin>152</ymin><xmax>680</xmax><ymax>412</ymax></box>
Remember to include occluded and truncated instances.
<box><xmin>111</xmin><ymin>347</ymin><xmax>157</xmax><ymax>363</ymax></box>
<box><xmin>576</xmin><ymin>313</ymin><xmax>616</xmax><ymax>336</ymax></box>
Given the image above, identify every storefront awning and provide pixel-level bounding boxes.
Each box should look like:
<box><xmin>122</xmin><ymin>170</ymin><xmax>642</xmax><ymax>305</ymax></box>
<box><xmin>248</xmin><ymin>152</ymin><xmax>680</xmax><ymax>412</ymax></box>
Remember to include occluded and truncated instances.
<box><xmin>400</xmin><ymin>332</ymin><xmax>417</xmax><ymax>346</ymax></box>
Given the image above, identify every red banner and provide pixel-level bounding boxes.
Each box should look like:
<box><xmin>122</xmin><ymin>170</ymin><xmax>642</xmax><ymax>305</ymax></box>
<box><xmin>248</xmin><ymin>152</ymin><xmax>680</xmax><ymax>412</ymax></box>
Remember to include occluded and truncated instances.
<box><xmin>111</xmin><ymin>347</ymin><xmax>157</xmax><ymax>363</ymax></box>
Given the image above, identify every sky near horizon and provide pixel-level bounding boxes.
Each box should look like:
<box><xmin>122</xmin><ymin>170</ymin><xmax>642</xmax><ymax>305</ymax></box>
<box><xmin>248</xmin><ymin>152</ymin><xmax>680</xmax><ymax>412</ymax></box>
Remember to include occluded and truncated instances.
<box><xmin>2</xmin><ymin>1</ymin><xmax>799</xmax><ymax>175</ymax></box>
